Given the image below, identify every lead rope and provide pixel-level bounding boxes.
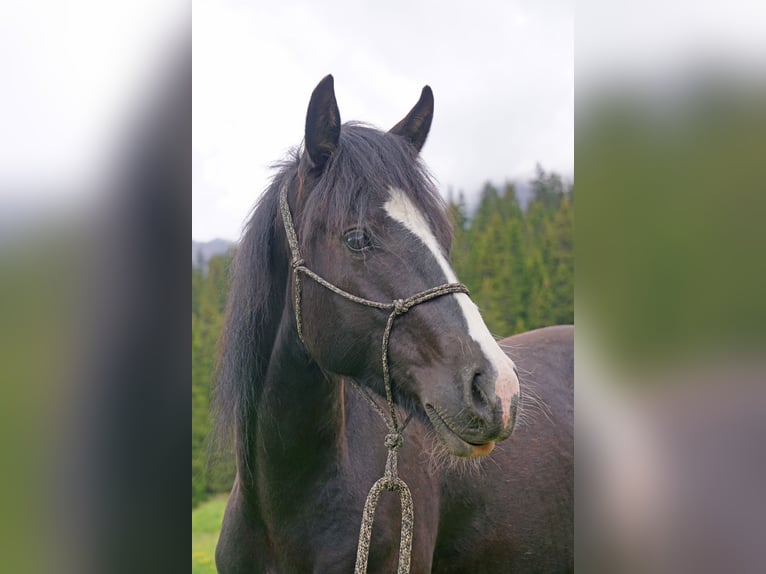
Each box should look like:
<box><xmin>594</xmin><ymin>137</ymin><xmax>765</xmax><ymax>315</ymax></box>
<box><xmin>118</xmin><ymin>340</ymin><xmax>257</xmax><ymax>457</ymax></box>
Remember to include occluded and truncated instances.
<box><xmin>279</xmin><ymin>186</ymin><xmax>469</xmax><ymax>573</ymax></box>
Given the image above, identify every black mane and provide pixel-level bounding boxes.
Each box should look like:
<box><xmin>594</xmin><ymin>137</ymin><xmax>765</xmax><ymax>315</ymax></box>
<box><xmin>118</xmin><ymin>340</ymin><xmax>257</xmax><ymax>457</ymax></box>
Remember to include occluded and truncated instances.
<box><xmin>212</xmin><ymin>123</ymin><xmax>452</xmax><ymax>475</ymax></box>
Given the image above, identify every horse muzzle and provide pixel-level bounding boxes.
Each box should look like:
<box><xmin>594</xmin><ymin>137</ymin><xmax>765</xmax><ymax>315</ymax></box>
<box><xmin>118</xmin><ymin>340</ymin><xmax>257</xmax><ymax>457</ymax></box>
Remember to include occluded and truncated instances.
<box><xmin>424</xmin><ymin>373</ymin><xmax>520</xmax><ymax>458</ymax></box>
<box><xmin>413</xmin><ymin>344</ymin><xmax>521</xmax><ymax>457</ymax></box>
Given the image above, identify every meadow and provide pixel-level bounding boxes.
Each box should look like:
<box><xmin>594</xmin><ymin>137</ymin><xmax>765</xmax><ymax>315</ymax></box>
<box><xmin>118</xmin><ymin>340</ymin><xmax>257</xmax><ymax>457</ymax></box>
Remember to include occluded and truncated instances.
<box><xmin>192</xmin><ymin>494</ymin><xmax>227</xmax><ymax>574</ymax></box>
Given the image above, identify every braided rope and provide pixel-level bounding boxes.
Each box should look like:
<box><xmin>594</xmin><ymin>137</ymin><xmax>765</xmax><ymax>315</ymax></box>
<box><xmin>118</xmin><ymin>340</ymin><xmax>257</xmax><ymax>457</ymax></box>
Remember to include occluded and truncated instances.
<box><xmin>354</xmin><ymin>433</ymin><xmax>414</xmax><ymax>574</ymax></box>
<box><xmin>279</xmin><ymin>185</ymin><xmax>469</xmax><ymax>572</ymax></box>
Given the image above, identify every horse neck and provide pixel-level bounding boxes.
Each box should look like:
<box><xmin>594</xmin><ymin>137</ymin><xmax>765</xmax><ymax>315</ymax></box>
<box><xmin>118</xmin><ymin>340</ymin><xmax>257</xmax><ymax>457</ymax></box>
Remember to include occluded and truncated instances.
<box><xmin>252</xmin><ymin>311</ymin><xmax>347</xmax><ymax>494</ymax></box>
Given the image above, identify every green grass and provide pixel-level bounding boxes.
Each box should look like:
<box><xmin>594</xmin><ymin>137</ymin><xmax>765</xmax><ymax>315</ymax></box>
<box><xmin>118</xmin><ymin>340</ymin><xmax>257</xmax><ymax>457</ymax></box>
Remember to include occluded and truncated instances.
<box><xmin>192</xmin><ymin>494</ymin><xmax>228</xmax><ymax>574</ymax></box>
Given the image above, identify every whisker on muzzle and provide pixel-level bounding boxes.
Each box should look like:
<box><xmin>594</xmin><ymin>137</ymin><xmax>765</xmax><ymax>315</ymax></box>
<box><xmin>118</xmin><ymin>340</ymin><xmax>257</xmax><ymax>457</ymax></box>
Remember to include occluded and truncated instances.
<box><xmin>420</xmin><ymin>427</ymin><xmax>489</xmax><ymax>478</ymax></box>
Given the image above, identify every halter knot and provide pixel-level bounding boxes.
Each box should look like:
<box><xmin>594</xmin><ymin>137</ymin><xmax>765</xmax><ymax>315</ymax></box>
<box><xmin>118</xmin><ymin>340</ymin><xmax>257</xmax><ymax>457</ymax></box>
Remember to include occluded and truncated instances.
<box><xmin>383</xmin><ymin>435</ymin><xmax>402</xmax><ymax>483</ymax></box>
<box><xmin>291</xmin><ymin>256</ymin><xmax>305</xmax><ymax>269</ymax></box>
<box><xmin>384</xmin><ymin>432</ymin><xmax>403</xmax><ymax>451</ymax></box>
<box><xmin>393</xmin><ymin>299</ymin><xmax>409</xmax><ymax>315</ymax></box>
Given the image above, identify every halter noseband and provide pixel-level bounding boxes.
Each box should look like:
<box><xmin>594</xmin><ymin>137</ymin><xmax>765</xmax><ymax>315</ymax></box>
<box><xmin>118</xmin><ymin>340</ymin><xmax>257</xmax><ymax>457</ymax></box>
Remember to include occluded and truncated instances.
<box><xmin>279</xmin><ymin>184</ymin><xmax>469</xmax><ymax>573</ymax></box>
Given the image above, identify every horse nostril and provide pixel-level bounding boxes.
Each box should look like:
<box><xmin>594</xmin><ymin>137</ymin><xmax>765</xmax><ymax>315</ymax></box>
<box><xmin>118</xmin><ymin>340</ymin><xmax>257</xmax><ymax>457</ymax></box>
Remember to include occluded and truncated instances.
<box><xmin>471</xmin><ymin>372</ymin><xmax>489</xmax><ymax>408</ymax></box>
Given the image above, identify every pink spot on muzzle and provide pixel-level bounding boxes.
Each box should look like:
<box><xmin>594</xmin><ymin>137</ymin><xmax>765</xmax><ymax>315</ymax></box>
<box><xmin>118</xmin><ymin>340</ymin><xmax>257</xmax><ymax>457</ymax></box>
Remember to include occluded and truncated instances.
<box><xmin>496</xmin><ymin>370</ymin><xmax>520</xmax><ymax>427</ymax></box>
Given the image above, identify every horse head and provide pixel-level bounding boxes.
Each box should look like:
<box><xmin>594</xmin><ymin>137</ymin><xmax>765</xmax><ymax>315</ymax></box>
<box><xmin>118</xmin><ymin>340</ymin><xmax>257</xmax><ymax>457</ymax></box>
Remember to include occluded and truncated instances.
<box><xmin>285</xmin><ymin>75</ymin><xmax>520</xmax><ymax>457</ymax></box>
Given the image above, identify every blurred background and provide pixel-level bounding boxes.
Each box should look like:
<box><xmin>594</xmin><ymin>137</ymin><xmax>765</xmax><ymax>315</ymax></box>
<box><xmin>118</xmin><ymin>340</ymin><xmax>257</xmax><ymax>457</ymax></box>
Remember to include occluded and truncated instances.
<box><xmin>0</xmin><ymin>1</ymin><xmax>188</xmax><ymax>573</ymax></box>
<box><xmin>577</xmin><ymin>0</ymin><xmax>766</xmax><ymax>572</ymax></box>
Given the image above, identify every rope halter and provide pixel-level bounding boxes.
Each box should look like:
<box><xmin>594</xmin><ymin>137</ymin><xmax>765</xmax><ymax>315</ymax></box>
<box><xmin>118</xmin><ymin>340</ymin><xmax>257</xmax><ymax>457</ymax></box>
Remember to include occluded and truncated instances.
<box><xmin>278</xmin><ymin>184</ymin><xmax>469</xmax><ymax>573</ymax></box>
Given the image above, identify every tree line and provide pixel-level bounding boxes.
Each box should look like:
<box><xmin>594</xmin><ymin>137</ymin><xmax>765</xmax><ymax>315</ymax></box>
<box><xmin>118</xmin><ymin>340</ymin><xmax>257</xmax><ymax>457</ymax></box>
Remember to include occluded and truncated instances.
<box><xmin>192</xmin><ymin>253</ymin><xmax>234</xmax><ymax>507</ymax></box>
<box><xmin>449</xmin><ymin>165</ymin><xmax>573</xmax><ymax>336</ymax></box>
<box><xmin>192</xmin><ymin>166</ymin><xmax>573</xmax><ymax>507</ymax></box>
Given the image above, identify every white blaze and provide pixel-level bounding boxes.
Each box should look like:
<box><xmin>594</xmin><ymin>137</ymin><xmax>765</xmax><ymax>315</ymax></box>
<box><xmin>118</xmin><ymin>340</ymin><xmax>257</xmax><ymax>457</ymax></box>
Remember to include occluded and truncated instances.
<box><xmin>384</xmin><ymin>188</ymin><xmax>520</xmax><ymax>425</ymax></box>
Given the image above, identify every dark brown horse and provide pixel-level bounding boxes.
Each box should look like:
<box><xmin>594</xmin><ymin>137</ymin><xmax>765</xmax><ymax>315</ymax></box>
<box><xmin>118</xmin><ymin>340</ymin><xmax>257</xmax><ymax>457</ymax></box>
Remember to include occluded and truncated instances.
<box><xmin>214</xmin><ymin>75</ymin><xmax>573</xmax><ymax>573</ymax></box>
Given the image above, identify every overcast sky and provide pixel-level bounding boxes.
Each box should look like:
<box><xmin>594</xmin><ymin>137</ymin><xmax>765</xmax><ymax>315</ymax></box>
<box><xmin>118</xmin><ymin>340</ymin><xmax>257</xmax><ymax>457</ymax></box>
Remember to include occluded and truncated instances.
<box><xmin>193</xmin><ymin>0</ymin><xmax>573</xmax><ymax>241</ymax></box>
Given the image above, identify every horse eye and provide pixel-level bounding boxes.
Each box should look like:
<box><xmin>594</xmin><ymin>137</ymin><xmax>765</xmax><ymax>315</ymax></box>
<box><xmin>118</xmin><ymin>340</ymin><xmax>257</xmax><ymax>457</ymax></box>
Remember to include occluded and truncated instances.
<box><xmin>344</xmin><ymin>229</ymin><xmax>372</xmax><ymax>252</ymax></box>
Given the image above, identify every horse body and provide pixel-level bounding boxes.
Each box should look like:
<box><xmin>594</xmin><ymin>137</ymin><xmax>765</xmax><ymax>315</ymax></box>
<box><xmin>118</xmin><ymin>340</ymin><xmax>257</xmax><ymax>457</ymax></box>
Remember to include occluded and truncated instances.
<box><xmin>217</xmin><ymin>326</ymin><xmax>572</xmax><ymax>573</ymax></box>
<box><xmin>432</xmin><ymin>326</ymin><xmax>573</xmax><ymax>573</ymax></box>
<box><xmin>214</xmin><ymin>76</ymin><xmax>573</xmax><ymax>573</ymax></box>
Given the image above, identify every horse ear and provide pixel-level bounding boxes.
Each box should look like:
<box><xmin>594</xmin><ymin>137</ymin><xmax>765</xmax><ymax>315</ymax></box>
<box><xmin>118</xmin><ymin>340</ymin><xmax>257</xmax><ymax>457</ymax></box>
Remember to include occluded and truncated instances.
<box><xmin>304</xmin><ymin>74</ymin><xmax>341</xmax><ymax>172</ymax></box>
<box><xmin>389</xmin><ymin>86</ymin><xmax>434</xmax><ymax>153</ymax></box>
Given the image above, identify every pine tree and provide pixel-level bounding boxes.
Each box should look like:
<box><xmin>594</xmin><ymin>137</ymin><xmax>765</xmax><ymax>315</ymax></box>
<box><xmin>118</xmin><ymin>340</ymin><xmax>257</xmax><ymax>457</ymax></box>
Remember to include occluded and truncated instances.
<box><xmin>531</xmin><ymin>163</ymin><xmax>566</xmax><ymax>211</ymax></box>
<box><xmin>192</xmin><ymin>253</ymin><xmax>235</xmax><ymax>507</ymax></box>
<box><xmin>550</xmin><ymin>195</ymin><xmax>574</xmax><ymax>324</ymax></box>
<box><xmin>525</xmin><ymin>248</ymin><xmax>554</xmax><ymax>329</ymax></box>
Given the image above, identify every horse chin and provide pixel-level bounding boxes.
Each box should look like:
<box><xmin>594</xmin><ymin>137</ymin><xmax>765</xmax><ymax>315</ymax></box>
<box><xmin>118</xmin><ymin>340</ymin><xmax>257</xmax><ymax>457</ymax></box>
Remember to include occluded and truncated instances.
<box><xmin>425</xmin><ymin>404</ymin><xmax>496</xmax><ymax>458</ymax></box>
